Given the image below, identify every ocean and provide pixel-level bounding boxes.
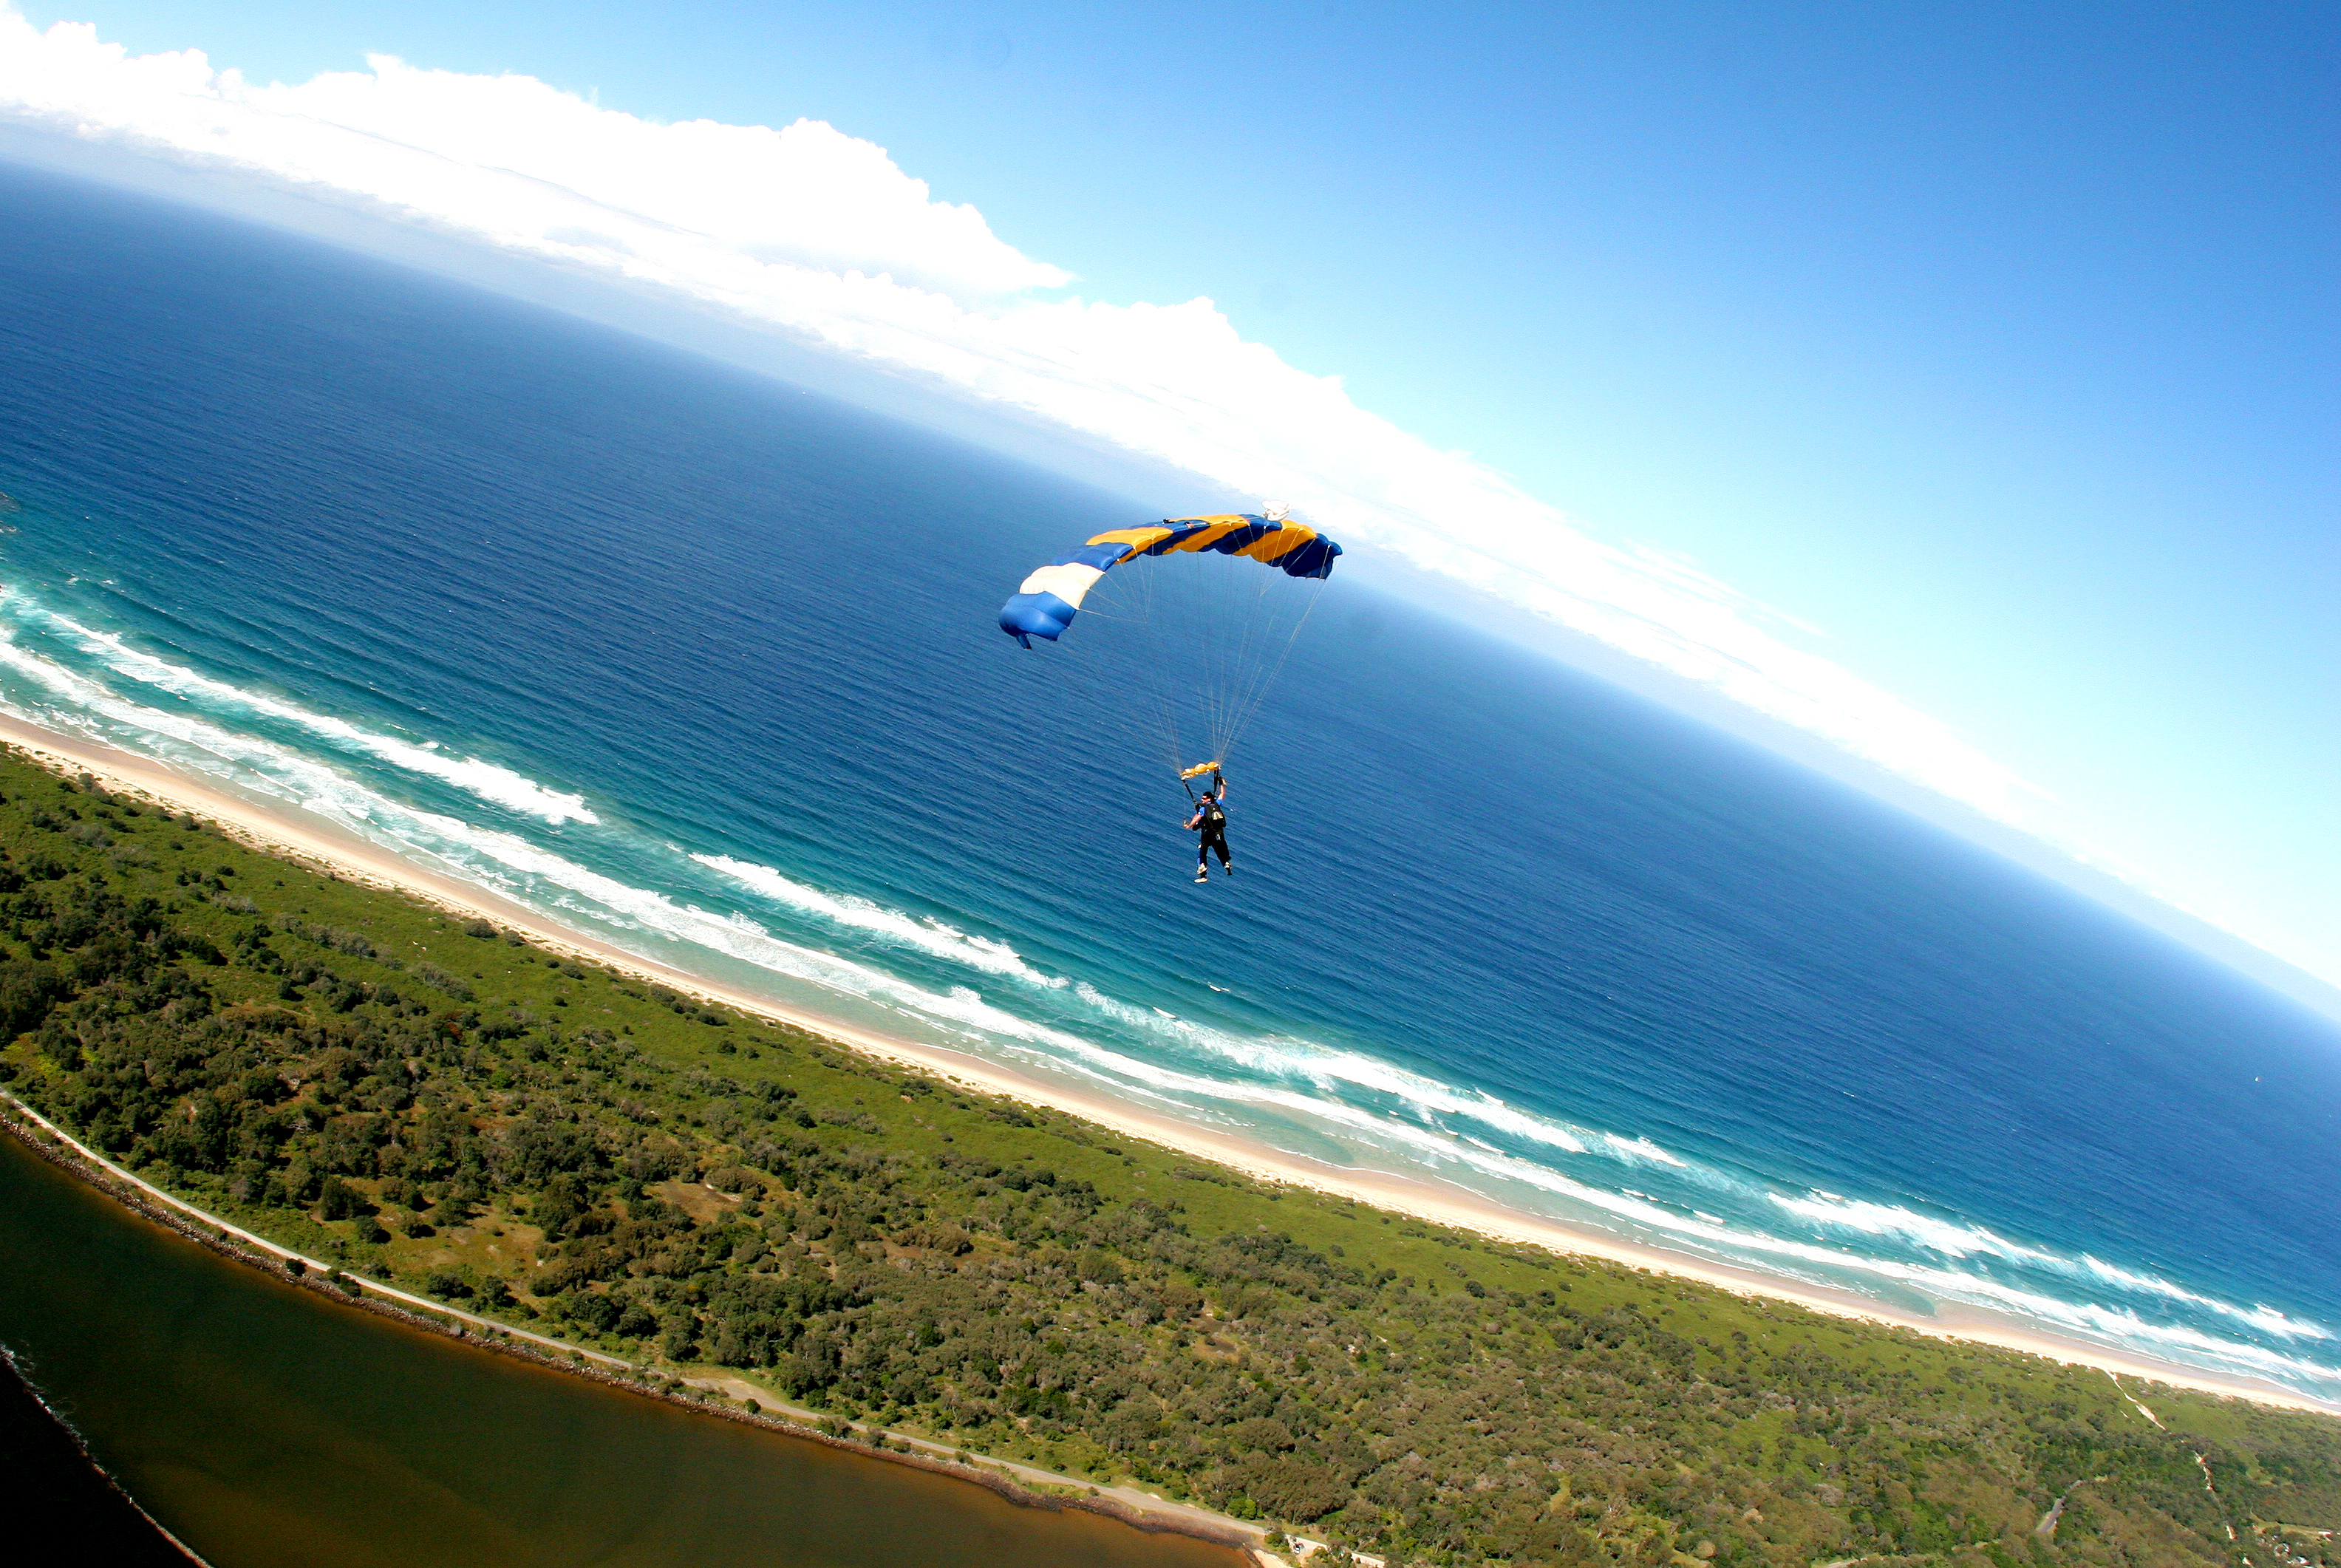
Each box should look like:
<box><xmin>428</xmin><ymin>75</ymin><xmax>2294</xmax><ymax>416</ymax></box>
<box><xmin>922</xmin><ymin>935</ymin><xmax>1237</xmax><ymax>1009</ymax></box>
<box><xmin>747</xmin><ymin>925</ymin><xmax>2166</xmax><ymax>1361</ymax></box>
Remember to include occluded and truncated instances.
<box><xmin>2</xmin><ymin>157</ymin><xmax>2337</xmax><ymax>1405</ymax></box>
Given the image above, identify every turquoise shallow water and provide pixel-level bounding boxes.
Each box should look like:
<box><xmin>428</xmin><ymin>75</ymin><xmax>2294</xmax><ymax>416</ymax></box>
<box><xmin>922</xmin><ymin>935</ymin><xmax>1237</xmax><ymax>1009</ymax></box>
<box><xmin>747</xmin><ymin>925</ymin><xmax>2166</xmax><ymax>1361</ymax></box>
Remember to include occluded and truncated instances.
<box><xmin>1</xmin><ymin>158</ymin><xmax>2338</xmax><ymax>1405</ymax></box>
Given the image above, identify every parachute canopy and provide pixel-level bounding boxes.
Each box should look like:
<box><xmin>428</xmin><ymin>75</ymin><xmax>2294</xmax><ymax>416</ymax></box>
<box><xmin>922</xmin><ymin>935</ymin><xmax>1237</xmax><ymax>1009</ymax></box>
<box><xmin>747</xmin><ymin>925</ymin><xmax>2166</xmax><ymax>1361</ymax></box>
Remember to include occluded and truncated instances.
<box><xmin>998</xmin><ymin>514</ymin><xmax>1341</xmax><ymax>647</ymax></box>
<box><xmin>996</xmin><ymin>511</ymin><xmax>1343</xmax><ymax>783</ymax></box>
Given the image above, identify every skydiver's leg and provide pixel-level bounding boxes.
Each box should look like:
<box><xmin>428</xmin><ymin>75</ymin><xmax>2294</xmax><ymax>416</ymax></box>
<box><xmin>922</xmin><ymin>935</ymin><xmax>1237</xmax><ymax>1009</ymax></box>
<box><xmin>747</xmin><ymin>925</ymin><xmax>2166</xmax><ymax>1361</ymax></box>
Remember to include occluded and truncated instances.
<box><xmin>1195</xmin><ymin>839</ymin><xmax>1210</xmax><ymax>882</ymax></box>
<box><xmin>1210</xmin><ymin>834</ymin><xmax>1232</xmax><ymax>871</ymax></box>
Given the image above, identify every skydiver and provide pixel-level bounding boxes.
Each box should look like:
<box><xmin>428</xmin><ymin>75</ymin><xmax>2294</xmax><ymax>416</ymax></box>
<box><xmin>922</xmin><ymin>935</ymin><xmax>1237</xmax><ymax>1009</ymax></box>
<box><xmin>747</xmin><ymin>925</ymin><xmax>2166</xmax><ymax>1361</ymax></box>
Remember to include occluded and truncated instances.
<box><xmin>1187</xmin><ymin>771</ymin><xmax>1231</xmax><ymax>882</ymax></box>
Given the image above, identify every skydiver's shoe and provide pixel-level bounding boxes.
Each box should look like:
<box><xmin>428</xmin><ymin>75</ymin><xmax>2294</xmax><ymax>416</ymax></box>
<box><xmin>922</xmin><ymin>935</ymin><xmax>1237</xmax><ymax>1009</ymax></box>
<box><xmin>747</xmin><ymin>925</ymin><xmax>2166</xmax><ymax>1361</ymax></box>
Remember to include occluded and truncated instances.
<box><xmin>1223</xmin><ymin>864</ymin><xmax>1233</xmax><ymax>876</ymax></box>
<box><xmin>1194</xmin><ymin>870</ymin><xmax>1209</xmax><ymax>884</ymax></box>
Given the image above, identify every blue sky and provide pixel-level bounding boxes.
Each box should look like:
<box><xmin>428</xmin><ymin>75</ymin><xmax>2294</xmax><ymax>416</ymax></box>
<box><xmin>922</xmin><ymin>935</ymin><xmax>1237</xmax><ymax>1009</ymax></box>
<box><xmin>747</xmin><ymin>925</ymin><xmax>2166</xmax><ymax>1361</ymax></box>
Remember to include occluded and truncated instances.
<box><xmin>7</xmin><ymin>1</ymin><xmax>2338</xmax><ymax>989</ymax></box>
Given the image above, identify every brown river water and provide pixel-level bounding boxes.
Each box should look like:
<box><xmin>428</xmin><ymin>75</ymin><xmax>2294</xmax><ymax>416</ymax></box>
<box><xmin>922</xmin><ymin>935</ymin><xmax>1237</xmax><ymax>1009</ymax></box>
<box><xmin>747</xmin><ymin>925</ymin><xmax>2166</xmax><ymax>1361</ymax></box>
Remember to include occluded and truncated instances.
<box><xmin>0</xmin><ymin>1133</ymin><xmax>1244</xmax><ymax>1568</ymax></box>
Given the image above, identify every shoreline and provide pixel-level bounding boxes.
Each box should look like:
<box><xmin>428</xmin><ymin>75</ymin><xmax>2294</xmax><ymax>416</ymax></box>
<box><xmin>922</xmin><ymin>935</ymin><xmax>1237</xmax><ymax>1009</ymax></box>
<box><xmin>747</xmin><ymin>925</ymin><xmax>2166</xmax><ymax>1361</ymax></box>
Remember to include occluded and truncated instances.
<box><xmin>0</xmin><ymin>1093</ymin><xmax>1260</xmax><ymax>1556</ymax></box>
<box><xmin>6</xmin><ymin>711</ymin><xmax>2334</xmax><ymax>1421</ymax></box>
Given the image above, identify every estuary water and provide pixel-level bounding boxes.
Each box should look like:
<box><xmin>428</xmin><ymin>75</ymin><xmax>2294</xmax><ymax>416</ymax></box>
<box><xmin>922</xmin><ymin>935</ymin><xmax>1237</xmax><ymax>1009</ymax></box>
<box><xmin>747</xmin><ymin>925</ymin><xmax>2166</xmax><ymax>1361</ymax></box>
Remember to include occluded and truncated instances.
<box><xmin>1</xmin><ymin>157</ymin><xmax>2338</xmax><ymax>1406</ymax></box>
<box><xmin>0</xmin><ymin>1134</ymin><xmax>1240</xmax><ymax>1568</ymax></box>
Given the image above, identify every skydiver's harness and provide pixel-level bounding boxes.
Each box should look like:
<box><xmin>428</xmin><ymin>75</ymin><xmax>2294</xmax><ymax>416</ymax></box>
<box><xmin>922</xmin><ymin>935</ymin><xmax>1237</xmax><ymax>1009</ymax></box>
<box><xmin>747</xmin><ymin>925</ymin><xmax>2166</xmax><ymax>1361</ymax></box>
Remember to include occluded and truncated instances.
<box><xmin>1185</xmin><ymin>769</ymin><xmax>1228</xmax><ymax>839</ymax></box>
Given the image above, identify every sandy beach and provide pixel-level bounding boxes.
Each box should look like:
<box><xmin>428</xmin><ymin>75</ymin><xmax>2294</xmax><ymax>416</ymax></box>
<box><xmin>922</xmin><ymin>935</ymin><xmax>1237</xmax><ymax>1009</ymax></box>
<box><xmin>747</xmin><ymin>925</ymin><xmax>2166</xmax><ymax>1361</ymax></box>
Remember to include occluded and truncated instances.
<box><xmin>6</xmin><ymin>709</ymin><xmax>2333</xmax><ymax>1419</ymax></box>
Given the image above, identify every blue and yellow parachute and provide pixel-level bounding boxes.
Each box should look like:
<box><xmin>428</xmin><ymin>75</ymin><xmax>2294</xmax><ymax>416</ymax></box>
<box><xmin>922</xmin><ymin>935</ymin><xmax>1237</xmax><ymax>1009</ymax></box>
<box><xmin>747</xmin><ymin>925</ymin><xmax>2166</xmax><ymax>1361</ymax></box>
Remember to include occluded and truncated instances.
<box><xmin>998</xmin><ymin>513</ymin><xmax>1341</xmax><ymax>647</ymax></box>
<box><xmin>996</xmin><ymin>510</ymin><xmax>1343</xmax><ymax>783</ymax></box>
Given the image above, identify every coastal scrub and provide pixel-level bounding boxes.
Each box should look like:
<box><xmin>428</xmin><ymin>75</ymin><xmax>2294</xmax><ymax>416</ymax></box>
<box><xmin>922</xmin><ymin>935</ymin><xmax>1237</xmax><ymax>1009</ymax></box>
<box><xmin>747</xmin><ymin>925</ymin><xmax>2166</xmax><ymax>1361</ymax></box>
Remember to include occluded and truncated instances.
<box><xmin>0</xmin><ymin>750</ymin><xmax>2335</xmax><ymax>1568</ymax></box>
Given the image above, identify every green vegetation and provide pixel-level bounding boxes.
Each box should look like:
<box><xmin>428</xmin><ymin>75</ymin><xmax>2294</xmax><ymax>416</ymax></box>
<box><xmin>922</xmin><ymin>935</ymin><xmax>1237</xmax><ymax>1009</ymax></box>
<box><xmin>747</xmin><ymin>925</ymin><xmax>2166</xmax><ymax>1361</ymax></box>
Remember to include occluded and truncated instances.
<box><xmin>0</xmin><ymin>748</ymin><xmax>2335</xmax><ymax>1568</ymax></box>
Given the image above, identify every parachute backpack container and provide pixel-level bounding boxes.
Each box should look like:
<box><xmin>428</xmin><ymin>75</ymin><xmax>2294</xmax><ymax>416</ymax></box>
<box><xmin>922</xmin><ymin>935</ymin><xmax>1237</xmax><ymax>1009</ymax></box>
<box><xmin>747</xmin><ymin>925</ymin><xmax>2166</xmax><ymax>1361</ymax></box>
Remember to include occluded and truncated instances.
<box><xmin>998</xmin><ymin>511</ymin><xmax>1341</xmax><ymax>782</ymax></box>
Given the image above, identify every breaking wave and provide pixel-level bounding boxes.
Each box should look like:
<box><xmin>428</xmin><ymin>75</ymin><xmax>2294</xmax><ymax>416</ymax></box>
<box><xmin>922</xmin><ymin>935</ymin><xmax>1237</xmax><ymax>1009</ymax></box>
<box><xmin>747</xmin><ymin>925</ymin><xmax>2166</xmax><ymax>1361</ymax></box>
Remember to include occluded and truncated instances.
<box><xmin>0</xmin><ymin>586</ymin><xmax>2333</xmax><ymax>1406</ymax></box>
<box><xmin>694</xmin><ymin>851</ymin><xmax>1052</xmax><ymax>983</ymax></box>
<box><xmin>1</xmin><ymin>596</ymin><xmax>597</xmax><ymax>824</ymax></box>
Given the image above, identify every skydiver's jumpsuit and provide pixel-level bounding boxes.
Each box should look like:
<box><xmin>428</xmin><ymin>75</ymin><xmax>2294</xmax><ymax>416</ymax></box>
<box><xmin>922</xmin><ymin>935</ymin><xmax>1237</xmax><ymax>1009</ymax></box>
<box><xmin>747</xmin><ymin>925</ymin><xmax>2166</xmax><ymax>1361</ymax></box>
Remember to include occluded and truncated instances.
<box><xmin>1190</xmin><ymin>789</ymin><xmax>1230</xmax><ymax>875</ymax></box>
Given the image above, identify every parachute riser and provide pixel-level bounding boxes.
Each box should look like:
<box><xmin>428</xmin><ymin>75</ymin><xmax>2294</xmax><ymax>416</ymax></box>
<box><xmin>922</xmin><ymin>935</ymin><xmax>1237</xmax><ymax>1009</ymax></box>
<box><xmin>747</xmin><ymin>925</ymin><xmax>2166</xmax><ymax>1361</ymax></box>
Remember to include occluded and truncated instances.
<box><xmin>1180</xmin><ymin>759</ymin><xmax>1227</xmax><ymax>804</ymax></box>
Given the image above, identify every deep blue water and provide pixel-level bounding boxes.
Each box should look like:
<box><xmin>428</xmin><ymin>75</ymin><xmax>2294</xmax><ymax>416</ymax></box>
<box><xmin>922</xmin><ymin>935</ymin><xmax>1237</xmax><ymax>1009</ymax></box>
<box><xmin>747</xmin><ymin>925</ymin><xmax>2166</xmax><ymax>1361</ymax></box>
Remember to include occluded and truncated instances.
<box><xmin>2</xmin><ymin>160</ymin><xmax>2337</xmax><ymax>1402</ymax></box>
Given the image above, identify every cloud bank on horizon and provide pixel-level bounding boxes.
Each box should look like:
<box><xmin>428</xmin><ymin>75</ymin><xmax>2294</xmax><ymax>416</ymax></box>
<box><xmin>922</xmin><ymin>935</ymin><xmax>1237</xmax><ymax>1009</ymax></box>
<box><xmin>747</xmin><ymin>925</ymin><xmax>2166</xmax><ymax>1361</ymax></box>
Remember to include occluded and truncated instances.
<box><xmin>0</xmin><ymin>13</ymin><xmax>2065</xmax><ymax>850</ymax></box>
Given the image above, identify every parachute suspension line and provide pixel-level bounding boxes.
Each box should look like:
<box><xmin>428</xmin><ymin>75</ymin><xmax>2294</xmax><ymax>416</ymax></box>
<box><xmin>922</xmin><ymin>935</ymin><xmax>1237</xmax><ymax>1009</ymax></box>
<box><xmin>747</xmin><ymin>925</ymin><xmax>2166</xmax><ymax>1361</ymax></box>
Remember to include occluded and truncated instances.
<box><xmin>1188</xmin><ymin>553</ymin><xmax>1253</xmax><ymax>777</ymax></box>
<box><xmin>1217</xmin><ymin>570</ymin><xmax>1326</xmax><ymax>766</ymax></box>
<box><xmin>1187</xmin><ymin>548</ymin><xmax>1286</xmax><ymax>768</ymax></box>
<box><xmin>1170</xmin><ymin>548</ymin><xmax>1230</xmax><ymax>776</ymax></box>
<box><xmin>1130</xmin><ymin>548</ymin><xmax>1187</xmax><ymax>783</ymax></box>
<box><xmin>1130</xmin><ymin>545</ymin><xmax>1316</xmax><ymax>777</ymax></box>
<box><xmin>1221</xmin><ymin>566</ymin><xmax>1281</xmax><ymax>759</ymax></box>
<box><xmin>1150</xmin><ymin>550</ymin><xmax>1208</xmax><ymax>786</ymax></box>
<box><xmin>1217</xmin><ymin>559</ymin><xmax>1278</xmax><ymax>761</ymax></box>
<box><xmin>1227</xmin><ymin>566</ymin><xmax>1264</xmax><ymax>763</ymax></box>
<box><xmin>1006</xmin><ymin>514</ymin><xmax>1342</xmax><ymax>796</ymax></box>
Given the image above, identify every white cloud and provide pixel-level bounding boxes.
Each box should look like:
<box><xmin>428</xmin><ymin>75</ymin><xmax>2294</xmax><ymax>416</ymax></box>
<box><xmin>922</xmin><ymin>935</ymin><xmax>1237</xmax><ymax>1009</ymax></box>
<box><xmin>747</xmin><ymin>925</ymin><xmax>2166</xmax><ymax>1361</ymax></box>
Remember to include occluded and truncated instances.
<box><xmin>0</xmin><ymin>16</ymin><xmax>1065</xmax><ymax>296</ymax></box>
<box><xmin>0</xmin><ymin>7</ymin><xmax>2037</xmax><ymax>826</ymax></box>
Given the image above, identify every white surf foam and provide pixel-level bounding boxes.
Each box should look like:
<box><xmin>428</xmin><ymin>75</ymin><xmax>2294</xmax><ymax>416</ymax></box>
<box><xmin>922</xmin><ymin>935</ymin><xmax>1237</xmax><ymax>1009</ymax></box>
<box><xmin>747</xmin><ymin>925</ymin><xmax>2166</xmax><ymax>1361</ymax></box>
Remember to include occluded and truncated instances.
<box><xmin>692</xmin><ymin>838</ymin><xmax>1700</xmax><ymax>1175</ymax></box>
<box><xmin>1059</xmin><ymin>982</ymin><xmax>1646</xmax><ymax>1162</ymax></box>
<box><xmin>692</xmin><ymin>851</ymin><xmax>1054</xmax><ymax>984</ymax></box>
<box><xmin>1771</xmin><ymin>1190</ymin><xmax>2065</xmax><ymax>1264</ymax></box>
<box><xmin>1002</xmin><ymin>1014</ymin><xmax>2341</xmax><ymax>1388</ymax></box>
<box><xmin>1769</xmin><ymin>1190</ymin><xmax>2335</xmax><ymax>1343</ymax></box>
<box><xmin>1</xmin><ymin>604</ymin><xmax>2329</xmax><ymax>1397</ymax></box>
<box><xmin>941</xmin><ymin>1011</ymin><xmax>2333</xmax><ymax>1385</ymax></box>
<box><xmin>6</xmin><ymin>599</ymin><xmax>598</xmax><ymax>824</ymax></box>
